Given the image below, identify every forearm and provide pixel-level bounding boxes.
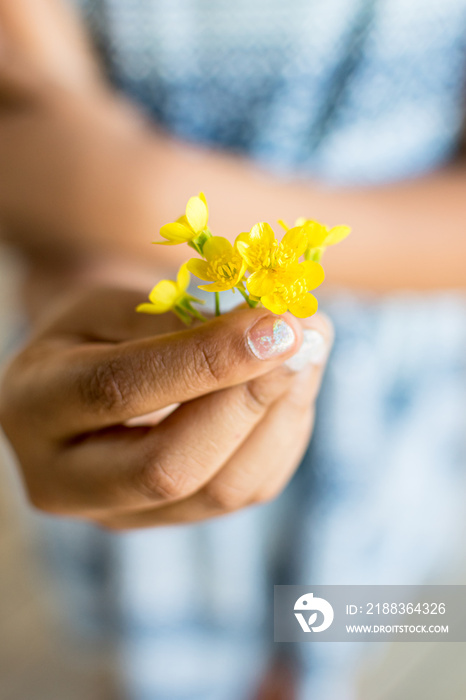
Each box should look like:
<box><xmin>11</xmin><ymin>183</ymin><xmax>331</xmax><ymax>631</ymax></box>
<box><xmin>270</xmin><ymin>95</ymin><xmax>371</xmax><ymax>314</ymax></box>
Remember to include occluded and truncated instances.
<box><xmin>1</xmin><ymin>0</ymin><xmax>464</xmax><ymax>296</ymax></box>
<box><xmin>6</xmin><ymin>128</ymin><xmax>465</xmax><ymax>319</ymax></box>
<box><xmin>197</xmin><ymin>149</ymin><xmax>466</xmax><ymax>292</ymax></box>
<box><xmin>116</xmin><ymin>137</ymin><xmax>466</xmax><ymax>292</ymax></box>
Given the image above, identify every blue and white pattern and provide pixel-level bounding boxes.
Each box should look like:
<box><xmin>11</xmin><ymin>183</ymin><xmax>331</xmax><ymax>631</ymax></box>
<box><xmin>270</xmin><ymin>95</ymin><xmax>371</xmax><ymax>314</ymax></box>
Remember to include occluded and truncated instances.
<box><xmin>43</xmin><ymin>1</ymin><xmax>466</xmax><ymax>698</ymax></box>
<box><xmin>73</xmin><ymin>0</ymin><xmax>466</xmax><ymax>183</ymax></box>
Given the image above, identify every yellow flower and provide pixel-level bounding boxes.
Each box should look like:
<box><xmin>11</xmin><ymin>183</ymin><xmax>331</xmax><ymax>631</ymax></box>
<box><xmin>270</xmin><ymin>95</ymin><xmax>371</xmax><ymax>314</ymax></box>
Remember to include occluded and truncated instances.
<box><xmin>280</xmin><ymin>218</ymin><xmax>351</xmax><ymax>261</ymax></box>
<box><xmin>260</xmin><ymin>261</ymin><xmax>325</xmax><ymax>318</ymax></box>
<box><xmin>136</xmin><ymin>263</ymin><xmax>205</xmax><ymax>324</ymax></box>
<box><xmin>156</xmin><ymin>192</ymin><xmax>209</xmax><ymax>245</ymax></box>
<box><xmin>187</xmin><ymin>236</ymin><xmax>247</xmax><ymax>292</ymax></box>
<box><xmin>136</xmin><ymin>263</ymin><xmax>191</xmax><ymax>314</ymax></box>
<box><xmin>298</xmin><ymin>218</ymin><xmax>350</xmax><ymax>247</ymax></box>
<box><xmin>236</xmin><ymin>222</ymin><xmax>308</xmax><ymax>296</ymax></box>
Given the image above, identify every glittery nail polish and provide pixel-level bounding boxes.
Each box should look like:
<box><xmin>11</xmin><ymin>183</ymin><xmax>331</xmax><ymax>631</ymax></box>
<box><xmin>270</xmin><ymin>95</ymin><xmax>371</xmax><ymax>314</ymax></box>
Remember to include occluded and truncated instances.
<box><xmin>247</xmin><ymin>316</ymin><xmax>296</xmax><ymax>360</ymax></box>
<box><xmin>285</xmin><ymin>329</ymin><xmax>327</xmax><ymax>371</ymax></box>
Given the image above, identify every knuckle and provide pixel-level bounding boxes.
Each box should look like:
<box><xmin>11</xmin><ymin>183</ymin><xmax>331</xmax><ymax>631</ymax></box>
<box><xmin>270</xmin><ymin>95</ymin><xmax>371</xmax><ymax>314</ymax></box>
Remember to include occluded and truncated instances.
<box><xmin>190</xmin><ymin>338</ymin><xmax>226</xmax><ymax>387</ymax></box>
<box><xmin>242</xmin><ymin>379</ymin><xmax>275</xmax><ymax>415</ymax></box>
<box><xmin>79</xmin><ymin>357</ymin><xmax>135</xmax><ymax>413</ymax></box>
<box><xmin>135</xmin><ymin>456</ymin><xmax>194</xmax><ymax>502</ymax></box>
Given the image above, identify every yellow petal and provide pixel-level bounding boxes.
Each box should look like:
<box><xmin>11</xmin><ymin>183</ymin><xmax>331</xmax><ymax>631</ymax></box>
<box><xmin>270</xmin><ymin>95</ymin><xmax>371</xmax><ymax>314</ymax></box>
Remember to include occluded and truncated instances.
<box><xmin>235</xmin><ymin>231</ymin><xmax>250</xmax><ymax>245</ymax></box>
<box><xmin>198</xmin><ymin>280</ymin><xmax>232</xmax><ymax>292</ymax></box>
<box><xmin>300</xmin><ymin>260</ymin><xmax>325</xmax><ymax>290</ymax></box>
<box><xmin>246</xmin><ymin>269</ymin><xmax>276</xmax><ymax>296</ymax></box>
<box><xmin>160</xmin><ymin>222</ymin><xmax>194</xmax><ymax>242</ymax></box>
<box><xmin>288</xmin><ymin>294</ymin><xmax>318</xmax><ymax>318</ymax></box>
<box><xmin>149</xmin><ymin>280</ymin><xmax>179</xmax><ymax>308</ymax></box>
<box><xmin>248</xmin><ymin>222</ymin><xmax>276</xmax><ymax>247</ymax></box>
<box><xmin>235</xmin><ymin>240</ymin><xmax>256</xmax><ymax>269</ymax></box>
<box><xmin>185</xmin><ymin>194</ymin><xmax>208</xmax><ymax>232</ymax></box>
<box><xmin>176</xmin><ymin>262</ymin><xmax>191</xmax><ymax>291</ymax></box>
<box><xmin>324</xmin><ymin>225</ymin><xmax>351</xmax><ymax>246</ymax></box>
<box><xmin>203</xmin><ymin>235</ymin><xmax>234</xmax><ymax>261</ymax></box>
<box><xmin>281</xmin><ymin>226</ymin><xmax>308</xmax><ymax>258</ymax></box>
<box><xmin>294</xmin><ymin>217</ymin><xmax>307</xmax><ymax>227</ymax></box>
<box><xmin>303</xmin><ymin>221</ymin><xmax>328</xmax><ymax>248</ymax></box>
<box><xmin>136</xmin><ymin>303</ymin><xmax>166</xmax><ymax>315</ymax></box>
<box><xmin>261</xmin><ymin>294</ymin><xmax>287</xmax><ymax>315</ymax></box>
<box><xmin>237</xmin><ymin>259</ymin><xmax>248</xmax><ymax>281</ymax></box>
<box><xmin>186</xmin><ymin>258</ymin><xmax>212</xmax><ymax>281</ymax></box>
<box><xmin>236</xmin><ymin>224</ymin><xmax>277</xmax><ymax>270</ymax></box>
<box><xmin>199</xmin><ymin>191</ymin><xmax>208</xmax><ymax>209</ymax></box>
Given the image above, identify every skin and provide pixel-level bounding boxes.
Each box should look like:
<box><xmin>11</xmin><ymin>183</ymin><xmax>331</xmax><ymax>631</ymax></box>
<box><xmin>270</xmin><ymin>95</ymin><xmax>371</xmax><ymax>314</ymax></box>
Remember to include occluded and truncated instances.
<box><xmin>0</xmin><ymin>1</ymin><xmax>464</xmax><ymax>527</ymax></box>
<box><xmin>0</xmin><ymin>289</ymin><xmax>332</xmax><ymax>529</ymax></box>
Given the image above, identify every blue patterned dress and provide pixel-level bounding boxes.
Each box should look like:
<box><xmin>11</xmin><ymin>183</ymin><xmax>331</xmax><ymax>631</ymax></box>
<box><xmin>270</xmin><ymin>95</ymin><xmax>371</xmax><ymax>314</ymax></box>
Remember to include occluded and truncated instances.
<box><xmin>44</xmin><ymin>1</ymin><xmax>466</xmax><ymax>698</ymax></box>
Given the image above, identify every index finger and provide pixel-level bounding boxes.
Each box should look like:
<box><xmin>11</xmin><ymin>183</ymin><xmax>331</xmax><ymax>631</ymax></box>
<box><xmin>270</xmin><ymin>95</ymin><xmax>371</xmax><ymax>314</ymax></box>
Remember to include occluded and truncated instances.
<box><xmin>12</xmin><ymin>307</ymin><xmax>312</xmax><ymax>436</ymax></box>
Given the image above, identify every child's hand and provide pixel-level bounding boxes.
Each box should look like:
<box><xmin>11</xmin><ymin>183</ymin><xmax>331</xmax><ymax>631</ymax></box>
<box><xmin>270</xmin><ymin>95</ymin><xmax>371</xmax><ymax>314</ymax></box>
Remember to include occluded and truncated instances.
<box><xmin>0</xmin><ymin>288</ymin><xmax>332</xmax><ymax>529</ymax></box>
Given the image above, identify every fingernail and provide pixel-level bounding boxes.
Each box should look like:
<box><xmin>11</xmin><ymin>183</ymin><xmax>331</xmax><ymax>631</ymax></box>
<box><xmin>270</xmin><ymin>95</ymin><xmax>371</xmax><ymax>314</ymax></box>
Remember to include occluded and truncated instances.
<box><xmin>285</xmin><ymin>329</ymin><xmax>328</xmax><ymax>371</ymax></box>
<box><xmin>247</xmin><ymin>316</ymin><xmax>296</xmax><ymax>360</ymax></box>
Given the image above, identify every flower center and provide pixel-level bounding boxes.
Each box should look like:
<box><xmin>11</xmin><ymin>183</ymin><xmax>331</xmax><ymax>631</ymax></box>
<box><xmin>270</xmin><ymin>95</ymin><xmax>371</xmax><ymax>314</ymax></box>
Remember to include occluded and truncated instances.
<box><xmin>273</xmin><ymin>243</ymin><xmax>297</xmax><ymax>269</ymax></box>
<box><xmin>276</xmin><ymin>276</ymin><xmax>308</xmax><ymax>304</ymax></box>
<box><xmin>211</xmin><ymin>255</ymin><xmax>240</xmax><ymax>281</ymax></box>
<box><xmin>249</xmin><ymin>243</ymin><xmax>277</xmax><ymax>269</ymax></box>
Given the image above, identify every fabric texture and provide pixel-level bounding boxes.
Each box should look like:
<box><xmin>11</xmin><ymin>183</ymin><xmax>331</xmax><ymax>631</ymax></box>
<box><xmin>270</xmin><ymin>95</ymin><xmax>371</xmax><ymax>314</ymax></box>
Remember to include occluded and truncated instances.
<box><xmin>72</xmin><ymin>0</ymin><xmax>466</xmax><ymax>183</ymax></box>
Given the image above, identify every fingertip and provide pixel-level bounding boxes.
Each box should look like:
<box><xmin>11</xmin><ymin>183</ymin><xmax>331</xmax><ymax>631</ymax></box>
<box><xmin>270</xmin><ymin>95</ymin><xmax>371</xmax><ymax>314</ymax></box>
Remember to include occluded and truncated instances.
<box><xmin>246</xmin><ymin>313</ymin><xmax>299</xmax><ymax>361</ymax></box>
<box><xmin>284</xmin><ymin>312</ymin><xmax>333</xmax><ymax>372</ymax></box>
<box><xmin>297</xmin><ymin>311</ymin><xmax>334</xmax><ymax>345</ymax></box>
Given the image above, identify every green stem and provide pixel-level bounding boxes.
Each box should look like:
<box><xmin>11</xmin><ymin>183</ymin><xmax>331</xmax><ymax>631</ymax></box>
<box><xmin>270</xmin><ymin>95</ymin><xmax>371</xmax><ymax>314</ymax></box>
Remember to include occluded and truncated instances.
<box><xmin>305</xmin><ymin>247</ymin><xmax>324</xmax><ymax>262</ymax></box>
<box><xmin>189</xmin><ymin>229</ymin><xmax>212</xmax><ymax>256</ymax></box>
<box><xmin>178</xmin><ymin>299</ymin><xmax>208</xmax><ymax>323</ymax></box>
<box><xmin>188</xmin><ymin>240</ymin><xmax>202</xmax><ymax>255</ymax></box>
<box><xmin>186</xmin><ymin>305</ymin><xmax>208</xmax><ymax>322</ymax></box>
<box><xmin>172</xmin><ymin>307</ymin><xmax>192</xmax><ymax>326</ymax></box>
<box><xmin>237</xmin><ymin>286</ymin><xmax>256</xmax><ymax>308</ymax></box>
<box><xmin>215</xmin><ymin>291</ymin><xmax>221</xmax><ymax>316</ymax></box>
<box><xmin>186</xmin><ymin>294</ymin><xmax>205</xmax><ymax>305</ymax></box>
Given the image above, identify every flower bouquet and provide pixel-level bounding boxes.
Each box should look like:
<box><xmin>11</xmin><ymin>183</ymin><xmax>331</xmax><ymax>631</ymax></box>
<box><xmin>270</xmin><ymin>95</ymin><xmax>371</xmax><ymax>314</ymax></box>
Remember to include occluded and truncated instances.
<box><xmin>137</xmin><ymin>193</ymin><xmax>350</xmax><ymax>324</ymax></box>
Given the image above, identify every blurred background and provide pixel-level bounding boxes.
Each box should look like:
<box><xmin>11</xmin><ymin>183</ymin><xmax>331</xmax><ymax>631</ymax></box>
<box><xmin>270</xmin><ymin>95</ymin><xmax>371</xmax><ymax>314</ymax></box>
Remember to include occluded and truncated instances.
<box><xmin>0</xmin><ymin>248</ymin><xmax>115</xmax><ymax>699</ymax></box>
